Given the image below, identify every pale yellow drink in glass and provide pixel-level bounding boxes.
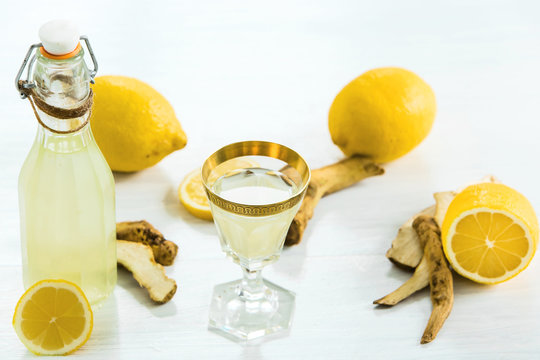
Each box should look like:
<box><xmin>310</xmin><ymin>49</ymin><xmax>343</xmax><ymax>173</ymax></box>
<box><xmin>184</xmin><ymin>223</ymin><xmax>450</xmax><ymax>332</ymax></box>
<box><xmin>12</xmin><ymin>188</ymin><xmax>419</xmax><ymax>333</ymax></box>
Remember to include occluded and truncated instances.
<box><xmin>209</xmin><ymin>168</ymin><xmax>300</xmax><ymax>261</ymax></box>
<box><xmin>203</xmin><ymin>141</ymin><xmax>310</xmax><ymax>341</ymax></box>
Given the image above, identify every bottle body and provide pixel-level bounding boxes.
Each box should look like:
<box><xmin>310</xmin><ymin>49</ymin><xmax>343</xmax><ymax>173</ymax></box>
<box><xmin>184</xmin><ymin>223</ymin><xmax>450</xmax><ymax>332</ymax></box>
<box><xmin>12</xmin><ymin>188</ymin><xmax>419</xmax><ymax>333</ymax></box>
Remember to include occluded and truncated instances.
<box><xmin>19</xmin><ymin>124</ymin><xmax>117</xmax><ymax>304</ymax></box>
<box><xmin>18</xmin><ymin>47</ymin><xmax>116</xmax><ymax>305</ymax></box>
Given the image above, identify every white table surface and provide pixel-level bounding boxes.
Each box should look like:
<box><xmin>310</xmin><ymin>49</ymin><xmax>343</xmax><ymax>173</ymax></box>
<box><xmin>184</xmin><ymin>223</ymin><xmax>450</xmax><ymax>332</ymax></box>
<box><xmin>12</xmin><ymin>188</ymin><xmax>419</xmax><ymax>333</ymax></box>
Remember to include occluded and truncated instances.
<box><xmin>1</xmin><ymin>1</ymin><xmax>540</xmax><ymax>358</ymax></box>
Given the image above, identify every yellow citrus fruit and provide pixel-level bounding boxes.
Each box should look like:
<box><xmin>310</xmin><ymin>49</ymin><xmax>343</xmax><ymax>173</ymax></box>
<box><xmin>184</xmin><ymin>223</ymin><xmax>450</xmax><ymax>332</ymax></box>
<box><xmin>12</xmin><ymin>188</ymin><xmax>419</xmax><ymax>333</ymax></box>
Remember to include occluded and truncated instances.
<box><xmin>178</xmin><ymin>168</ymin><xmax>213</xmax><ymax>221</ymax></box>
<box><xmin>328</xmin><ymin>67</ymin><xmax>436</xmax><ymax>163</ymax></box>
<box><xmin>12</xmin><ymin>279</ymin><xmax>93</xmax><ymax>356</ymax></box>
<box><xmin>90</xmin><ymin>75</ymin><xmax>187</xmax><ymax>172</ymax></box>
<box><xmin>441</xmin><ymin>183</ymin><xmax>539</xmax><ymax>284</ymax></box>
<box><xmin>178</xmin><ymin>158</ymin><xmax>259</xmax><ymax>220</ymax></box>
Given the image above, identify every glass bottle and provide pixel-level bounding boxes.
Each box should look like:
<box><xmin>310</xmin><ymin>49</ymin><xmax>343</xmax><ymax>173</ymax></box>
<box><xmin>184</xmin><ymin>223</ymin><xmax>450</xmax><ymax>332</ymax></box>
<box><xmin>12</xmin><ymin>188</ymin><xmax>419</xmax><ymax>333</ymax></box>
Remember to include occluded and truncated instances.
<box><xmin>16</xmin><ymin>20</ymin><xmax>116</xmax><ymax>304</ymax></box>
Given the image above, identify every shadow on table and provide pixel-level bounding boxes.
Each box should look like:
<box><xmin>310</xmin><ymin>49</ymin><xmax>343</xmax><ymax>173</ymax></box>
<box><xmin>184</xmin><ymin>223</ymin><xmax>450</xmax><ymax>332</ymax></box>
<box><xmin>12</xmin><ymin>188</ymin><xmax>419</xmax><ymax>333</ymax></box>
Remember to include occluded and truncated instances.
<box><xmin>275</xmin><ymin>225</ymin><xmax>309</xmax><ymax>279</ymax></box>
<box><xmin>208</xmin><ymin>325</ymin><xmax>291</xmax><ymax>358</ymax></box>
<box><xmin>91</xmin><ymin>293</ymin><xmax>119</xmax><ymax>342</ymax></box>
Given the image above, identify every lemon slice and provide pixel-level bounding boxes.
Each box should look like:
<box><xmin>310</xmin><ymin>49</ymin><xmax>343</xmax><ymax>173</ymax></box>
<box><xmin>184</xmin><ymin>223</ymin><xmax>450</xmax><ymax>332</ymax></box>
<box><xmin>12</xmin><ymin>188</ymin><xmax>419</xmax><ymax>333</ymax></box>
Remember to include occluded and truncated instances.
<box><xmin>12</xmin><ymin>279</ymin><xmax>93</xmax><ymax>355</ymax></box>
<box><xmin>178</xmin><ymin>168</ymin><xmax>213</xmax><ymax>221</ymax></box>
<box><xmin>178</xmin><ymin>157</ymin><xmax>259</xmax><ymax>220</ymax></box>
<box><xmin>441</xmin><ymin>183</ymin><xmax>539</xmax><ymax>284</ymax></box>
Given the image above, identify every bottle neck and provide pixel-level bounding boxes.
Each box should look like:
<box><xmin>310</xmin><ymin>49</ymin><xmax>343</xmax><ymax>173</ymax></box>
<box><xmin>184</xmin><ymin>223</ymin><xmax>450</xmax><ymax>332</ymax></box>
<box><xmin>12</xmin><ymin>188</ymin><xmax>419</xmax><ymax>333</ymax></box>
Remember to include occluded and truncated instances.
<box><xmin>33</xmin><ymin>49</ymin><xmax>90</xmax><ymax>109</ymax></box>
<box><xmin>36</xmin><ymin>120</ymin><xmax>93</xmax><ymax>154</ymax></box>
<box><xmin>35</xmin><ymin>108</ymin><xmax>89</xmax><ymax>133</ymax></box>
<box><xmin>30</xmin><ymin>47</ymin><xmax>93</xmax><ymax>152</ymax></box>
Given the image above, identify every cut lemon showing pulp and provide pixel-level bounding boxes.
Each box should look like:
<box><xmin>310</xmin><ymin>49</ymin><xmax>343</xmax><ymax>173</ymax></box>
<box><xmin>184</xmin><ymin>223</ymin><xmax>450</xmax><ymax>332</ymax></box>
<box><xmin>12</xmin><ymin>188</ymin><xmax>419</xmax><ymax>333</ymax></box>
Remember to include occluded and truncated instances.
<box><xmin>441</xmin><ymin>183</ymin><xmax>538</xmax><ymax>284</ymax></box>
<box><xmin>13</xmin><ymin>279</ymin><xmax>93</xmax><ymax>355</ymax></box>
<box><xmin>178</xmin><ymin>168</ymin><xmax>213</xmax><ymax>221</ymax></box>
<box><xmin>178</xmin><ymin>157</ymin><xmax>259</xmax><ymax>221</ymax></box>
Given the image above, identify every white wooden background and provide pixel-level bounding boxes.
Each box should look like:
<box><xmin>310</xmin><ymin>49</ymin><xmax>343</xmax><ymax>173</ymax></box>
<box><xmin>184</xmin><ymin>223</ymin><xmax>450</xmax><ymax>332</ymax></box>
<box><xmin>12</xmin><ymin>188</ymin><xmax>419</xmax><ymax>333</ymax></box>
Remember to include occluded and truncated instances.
<box><xmin>1</xmin><ymin>1</ymin><xmax>540</xmax><ymax>358</ymax></box>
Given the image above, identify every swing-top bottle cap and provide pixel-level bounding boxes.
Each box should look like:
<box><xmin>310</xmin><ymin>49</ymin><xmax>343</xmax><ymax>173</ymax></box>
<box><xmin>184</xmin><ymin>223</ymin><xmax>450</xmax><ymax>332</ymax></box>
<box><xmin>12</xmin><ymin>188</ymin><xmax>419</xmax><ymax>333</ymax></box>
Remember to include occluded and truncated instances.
<box><xmin>39</xmin><ymin>20</ymin><xmax>79</xmax><ymax>56</ymax></box>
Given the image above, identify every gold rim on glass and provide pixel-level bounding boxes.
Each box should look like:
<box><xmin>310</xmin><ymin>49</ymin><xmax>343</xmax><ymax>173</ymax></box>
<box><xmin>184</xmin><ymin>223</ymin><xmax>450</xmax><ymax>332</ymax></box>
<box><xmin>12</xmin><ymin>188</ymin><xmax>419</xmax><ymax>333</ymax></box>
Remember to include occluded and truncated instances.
<box><xmin>202</xmin><ymin>141</ymin><xmax>311</xmax><ymax>217</ymax></box>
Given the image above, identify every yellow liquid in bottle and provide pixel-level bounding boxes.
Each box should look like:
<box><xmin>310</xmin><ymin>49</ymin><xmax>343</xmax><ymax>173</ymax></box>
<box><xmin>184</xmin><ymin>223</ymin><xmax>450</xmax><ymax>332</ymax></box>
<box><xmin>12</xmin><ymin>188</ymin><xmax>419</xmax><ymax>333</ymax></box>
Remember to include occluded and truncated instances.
<box><xmin>18</xmin><ymin>126</ymin><xmax>117</xmax><ymax>305</ymax></box>
<box><xmin>210</xmin><ymin>168</ymin><xmax>300</xmax><ymax>262</ymax></box>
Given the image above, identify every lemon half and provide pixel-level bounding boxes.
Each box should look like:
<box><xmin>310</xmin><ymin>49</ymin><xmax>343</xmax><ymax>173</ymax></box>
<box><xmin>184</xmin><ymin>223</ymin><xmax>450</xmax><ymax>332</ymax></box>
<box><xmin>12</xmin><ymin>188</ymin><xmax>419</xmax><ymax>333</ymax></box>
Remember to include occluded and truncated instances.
<box><xmin>441</xmin><ymin>183</ymin><xmax>538</xmax><ymax>284</ymax></box>
<box><xmin>13</xmin><ymin>279</ymin><xmax>93</xmax><ymax>355</ymax></box>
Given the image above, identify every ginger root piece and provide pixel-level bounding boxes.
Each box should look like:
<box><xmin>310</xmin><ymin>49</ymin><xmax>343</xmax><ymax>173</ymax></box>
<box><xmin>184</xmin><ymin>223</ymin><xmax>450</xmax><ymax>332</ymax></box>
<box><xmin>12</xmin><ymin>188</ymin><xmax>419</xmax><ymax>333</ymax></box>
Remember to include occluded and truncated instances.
<box><xmin>386</xmin><ymin>205</ymin><xmax>435</xmax><ymax>269</ymax></box>
<box><xmin>373</xmin><ymin>254</ymin><xmax>429</xmax><ymax>306</ymax></box>
<box><xmin>285</xmin><ymin>156</ymin><xmax>384</xmax><ymax>246</ymax></box>
<box><xmin>412</xmin><ymin>216</ymin><xmax>453</xmax><ymax>344</ymax></box>
<box><xmin>117</xmin><ymin>221</ymin><xmax>178</xmax><ymax>266</ymax></box>
<box><xmin>433</xmin><ymin>191</ymin><xmax>455</xmax><ymax>228</ymax></box>
<box><xmin>117</xmin><ymin>240</ymin><xmax>177</xmax><ymax>304</ymax></box>
<box><xmin>387</xmin><ymin>175</ymin><xmax>500</xmax><ymax>267</ymax></box>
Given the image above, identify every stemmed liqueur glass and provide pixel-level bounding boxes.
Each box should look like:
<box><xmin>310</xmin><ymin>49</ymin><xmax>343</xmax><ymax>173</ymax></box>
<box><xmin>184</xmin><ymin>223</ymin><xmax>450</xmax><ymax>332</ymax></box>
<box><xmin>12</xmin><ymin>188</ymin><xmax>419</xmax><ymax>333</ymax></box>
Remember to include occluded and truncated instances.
<box><xmin>202</xmin><ymin>141</ymin><xmax>310</xmax><ymax>341</ymax></box>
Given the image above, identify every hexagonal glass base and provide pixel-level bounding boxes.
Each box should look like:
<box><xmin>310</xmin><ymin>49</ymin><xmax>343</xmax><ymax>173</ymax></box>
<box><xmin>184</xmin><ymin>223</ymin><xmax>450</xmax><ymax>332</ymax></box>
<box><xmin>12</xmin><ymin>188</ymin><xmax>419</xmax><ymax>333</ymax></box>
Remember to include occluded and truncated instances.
<box><xmin>208</xmin><ymin>278</ymin><xmax>295</xmax><ymax>341</ymax></box>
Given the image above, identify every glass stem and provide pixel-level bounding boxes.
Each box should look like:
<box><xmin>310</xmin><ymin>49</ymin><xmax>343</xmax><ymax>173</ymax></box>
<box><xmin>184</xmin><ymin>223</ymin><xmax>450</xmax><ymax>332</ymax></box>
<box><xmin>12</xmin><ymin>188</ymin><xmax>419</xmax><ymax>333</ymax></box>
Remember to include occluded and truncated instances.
<box><xmin>239</xmin><ymin>266</ymin><xmax>265</xmax><ymax>301</ymax></box>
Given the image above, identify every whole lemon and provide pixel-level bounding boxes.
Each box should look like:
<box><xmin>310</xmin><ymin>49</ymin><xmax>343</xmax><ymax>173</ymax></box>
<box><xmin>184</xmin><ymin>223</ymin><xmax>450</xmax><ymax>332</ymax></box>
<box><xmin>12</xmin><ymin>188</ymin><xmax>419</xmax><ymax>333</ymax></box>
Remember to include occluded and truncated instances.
<box><xmin>90</xmin><ymin>76</ymin><xmax>187</xmax><ymax>172</ymax></box>
<box><xmin>328</xmin><ymin>67</ymin><xmax>436</xmax><ymax>163</ymax></box>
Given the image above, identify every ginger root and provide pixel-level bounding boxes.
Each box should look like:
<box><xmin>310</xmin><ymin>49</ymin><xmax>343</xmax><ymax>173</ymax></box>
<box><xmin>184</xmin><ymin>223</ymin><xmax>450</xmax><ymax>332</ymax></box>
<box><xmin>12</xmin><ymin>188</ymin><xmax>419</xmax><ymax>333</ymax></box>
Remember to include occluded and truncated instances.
<box><xmin>117</xmin><ymin>240</ymin><xmax>177</xmax><ymax>304</ymax></box>
<box><xmin>386</xmin><ymin>205</ymin><xmax>435</xmax><ymax>269</ymax></box>
<box><xmin>378</xmin><ymin>176</ymin><xmax>500</xmax><ymax>343</ymax></box>
<box><xmin>386</xmin><ymin>175</ymin><xmax>499</xmax><ymax>268</ymax></box>
<box><xmin>285</xmin><ymin>156</ymin><xmax>384</xmax><ymax>246</ymax></box>
<box><xmin>373</xmin><ymin>254</ymin><xmax>429</xmax><ymax>306</ymax></box>
<box><xmin>412</xmin><ymin>216</ymin><xmax>453</xmax><ymax>344</ymax></box>
<box><xmin>433</xmin><ymin>191</ymin><xmax>456</xmax><ymax>228</ymax></box>
<box><xmin>117</xmin><ymin>221</ymin><xmax>178</xmax><ymax>266</ymax></box>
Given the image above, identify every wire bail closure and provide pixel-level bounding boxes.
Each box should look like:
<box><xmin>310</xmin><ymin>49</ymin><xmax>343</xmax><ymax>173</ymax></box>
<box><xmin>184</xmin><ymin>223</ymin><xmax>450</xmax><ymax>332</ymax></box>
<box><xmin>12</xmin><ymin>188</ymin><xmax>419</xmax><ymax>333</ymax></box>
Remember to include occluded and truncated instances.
<box><xmin>15</xmin><ymin>35</ymin><xmax>98</xmax><ymax>99</ymax></box>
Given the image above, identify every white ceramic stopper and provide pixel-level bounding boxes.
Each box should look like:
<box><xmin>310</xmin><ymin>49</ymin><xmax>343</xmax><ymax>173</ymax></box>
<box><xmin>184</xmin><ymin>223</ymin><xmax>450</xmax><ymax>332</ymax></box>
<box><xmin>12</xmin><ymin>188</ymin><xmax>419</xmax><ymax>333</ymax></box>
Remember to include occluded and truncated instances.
<box><xmin>38</xmin><ymin>20</ymin><xmax>79</xmax><ymax>55</ymax></box>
